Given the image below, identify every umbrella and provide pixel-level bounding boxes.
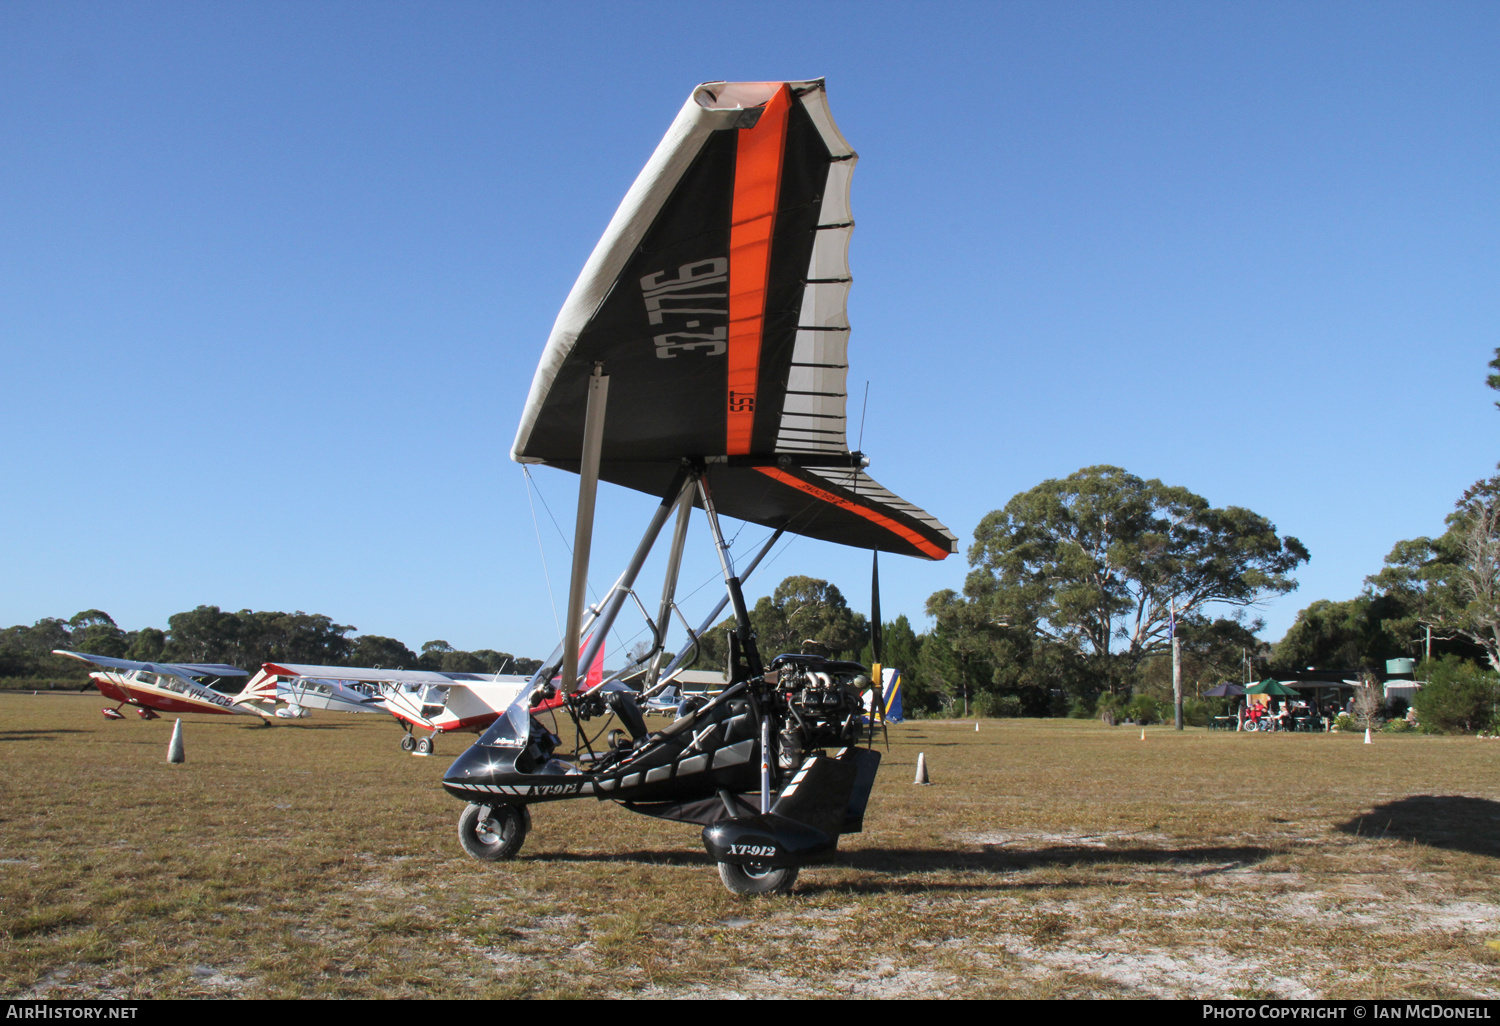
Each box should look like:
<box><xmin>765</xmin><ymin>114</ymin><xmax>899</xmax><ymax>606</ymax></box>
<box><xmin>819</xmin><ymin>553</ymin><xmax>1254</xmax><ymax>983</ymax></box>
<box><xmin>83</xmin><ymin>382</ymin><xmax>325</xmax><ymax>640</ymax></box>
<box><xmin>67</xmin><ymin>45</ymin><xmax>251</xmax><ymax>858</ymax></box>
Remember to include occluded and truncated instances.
<box><xmin>1202</xmin><ymin>682</ymin><xmax>1245</xmax><ymax>697</ymax></box>
<box><xmin>1245</xmin><ymin>679</ymin><xmax>1299</xmax><ymax>697</ymax></box>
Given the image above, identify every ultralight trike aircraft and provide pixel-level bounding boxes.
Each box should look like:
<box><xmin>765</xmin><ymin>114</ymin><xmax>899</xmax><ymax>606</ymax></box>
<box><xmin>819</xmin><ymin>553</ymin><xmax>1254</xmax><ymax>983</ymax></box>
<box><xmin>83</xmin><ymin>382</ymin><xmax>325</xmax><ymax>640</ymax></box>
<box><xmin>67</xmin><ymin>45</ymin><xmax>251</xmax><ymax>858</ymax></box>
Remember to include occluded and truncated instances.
<box><xmin>439</xmin><ymin>79</ymin><xmax>956</xmax><ymax>895</ymax></box>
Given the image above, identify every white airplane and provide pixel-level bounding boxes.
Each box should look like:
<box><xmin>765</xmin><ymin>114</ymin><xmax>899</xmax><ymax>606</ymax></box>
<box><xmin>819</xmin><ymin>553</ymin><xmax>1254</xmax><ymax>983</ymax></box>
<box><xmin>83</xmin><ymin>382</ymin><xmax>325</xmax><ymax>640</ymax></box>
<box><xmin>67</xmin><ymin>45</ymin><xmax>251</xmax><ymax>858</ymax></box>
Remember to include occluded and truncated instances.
<box><xmin>231</xmin><ymin>663</ymin><xmax>530</xmax><ymax>755</ymax></box>
<box><xmin>53</xmin><ymin>650</ymin><xmax>272</xmax><ymax>721</ymax></box>
<box><xmin>234</xmin><ymin>663</ymin><xmax>388</xmax><ymax>719</ymax></box>
<box><xmin>641</xmin><ymin>684</ymin><xmax>684</xmax><ymax>716</ymax></box>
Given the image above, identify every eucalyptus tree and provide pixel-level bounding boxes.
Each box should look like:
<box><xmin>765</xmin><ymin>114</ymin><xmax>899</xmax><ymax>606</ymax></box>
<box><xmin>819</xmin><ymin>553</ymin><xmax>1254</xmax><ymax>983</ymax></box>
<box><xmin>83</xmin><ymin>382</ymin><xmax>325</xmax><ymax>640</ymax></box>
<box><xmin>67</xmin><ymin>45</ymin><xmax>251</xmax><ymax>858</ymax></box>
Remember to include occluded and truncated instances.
<box><xmin>347</xmin><ymin>634</ymin><xmax>419</xmax><ymax>670</ymax></box>
<box><xmin>1370</xmin><ymin>476</ymin><xmax>1500</xmax><ymax>671</ymax></box>
<box><xmin>1271</xmin><ymin>594</ymin><xmax>1417</xmax><ymax>674</ymax></box>
<box><xmin>959</xmin><ymin>466</ymin><xmax>1308</xmax><ymax>696</ymax></box>
<box><xmin>751</xmin><ymin>576</ymin><xmax>866</xmax><ymax>660</ymax></box>
<box><xmin>67</xmin><ymin>610</ymin><xmax>127</xmax><ymax>658</ymax></box>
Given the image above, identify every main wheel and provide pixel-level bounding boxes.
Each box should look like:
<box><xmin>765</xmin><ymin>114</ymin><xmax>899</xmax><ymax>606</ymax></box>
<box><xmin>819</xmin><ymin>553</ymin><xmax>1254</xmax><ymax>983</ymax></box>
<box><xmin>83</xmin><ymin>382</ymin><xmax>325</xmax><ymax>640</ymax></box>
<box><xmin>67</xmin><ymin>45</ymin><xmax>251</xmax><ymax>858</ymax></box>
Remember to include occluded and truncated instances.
<box><xmin>718</xmin><ymin>861</ymin><xmax>799</xmax><ymax>896</ymax></box>
<box><xmin>458</xmin><ymin>803</ymin><xmax>529</xmax><ymax>861</ymax></box>
<box><xmin>415</xmin><ymin>736</ymin><xmax>434</xmax><ymax>756</ymax></box>
<box><xmin>400</xmin><ymin>734</ymin><xmax>416</xmax><ymax>752</ymax></box>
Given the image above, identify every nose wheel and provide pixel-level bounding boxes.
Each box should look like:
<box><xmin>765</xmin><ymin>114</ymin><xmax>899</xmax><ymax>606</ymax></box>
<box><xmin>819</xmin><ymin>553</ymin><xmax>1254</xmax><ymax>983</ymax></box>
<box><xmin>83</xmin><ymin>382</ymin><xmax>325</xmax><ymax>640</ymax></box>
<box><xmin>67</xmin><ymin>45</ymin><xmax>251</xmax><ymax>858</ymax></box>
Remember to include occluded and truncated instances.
<box><xmin>458</xmin><ymin>803</ymin><xmax>530</xmax><ymax>861</ymax></box>
<box><xmin>717</xmin><ymin>861</ymin><xmax>799</xmax><ymax>896</ymax></box>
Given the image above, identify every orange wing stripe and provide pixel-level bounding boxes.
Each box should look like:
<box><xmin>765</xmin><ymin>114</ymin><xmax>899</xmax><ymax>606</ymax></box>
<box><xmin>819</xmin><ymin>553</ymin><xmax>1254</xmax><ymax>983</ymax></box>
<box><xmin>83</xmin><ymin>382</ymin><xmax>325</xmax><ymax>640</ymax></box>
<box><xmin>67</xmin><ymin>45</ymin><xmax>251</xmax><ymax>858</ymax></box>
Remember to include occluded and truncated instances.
<box><xmin>726</xmin><ymin>85</ymin><xmax>791</xmax><ymax>455</ymax></box>
<box><xmin>753</xmin><ymin>466</ymin><xmax>950</xmax><ymax>560</ymax></box>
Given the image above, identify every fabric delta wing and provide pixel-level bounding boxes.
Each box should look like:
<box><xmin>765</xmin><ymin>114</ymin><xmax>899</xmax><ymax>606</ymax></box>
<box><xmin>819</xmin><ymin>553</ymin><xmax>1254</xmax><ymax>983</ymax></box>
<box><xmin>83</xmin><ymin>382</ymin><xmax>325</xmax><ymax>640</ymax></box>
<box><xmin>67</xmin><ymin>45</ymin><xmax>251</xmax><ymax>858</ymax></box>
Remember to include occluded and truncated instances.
<box><xmin>512</xmin><ymin>80</ymin><xmax>955</xmax><ymax>561</ymax></box>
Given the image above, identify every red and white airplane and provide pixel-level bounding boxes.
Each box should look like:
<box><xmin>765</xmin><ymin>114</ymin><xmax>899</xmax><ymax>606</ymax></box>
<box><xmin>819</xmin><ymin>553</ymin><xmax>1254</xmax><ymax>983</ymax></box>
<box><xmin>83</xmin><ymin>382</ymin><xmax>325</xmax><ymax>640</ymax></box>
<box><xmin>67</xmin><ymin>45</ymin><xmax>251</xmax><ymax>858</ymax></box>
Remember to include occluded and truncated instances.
<box><xmin>233</xmin><ymin>637</ymin><xmax>607</xmax><ymax>755</ymax></box>
<box><xmin>54</xmin><ymin>650</ymin><xmax>272</xmax><ymax>721</ymax></box>
<box><xmin>232</xmin><ymin>663</ymin><xmax>533</xmax><ymax>755</ymax></box>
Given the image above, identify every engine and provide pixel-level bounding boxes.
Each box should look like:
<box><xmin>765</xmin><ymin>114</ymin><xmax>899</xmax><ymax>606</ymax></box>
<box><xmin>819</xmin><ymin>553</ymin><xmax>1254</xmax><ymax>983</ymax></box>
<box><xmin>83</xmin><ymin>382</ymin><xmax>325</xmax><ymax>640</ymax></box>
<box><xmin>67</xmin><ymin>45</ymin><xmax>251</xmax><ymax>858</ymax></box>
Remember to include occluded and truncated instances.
<box><xmin>767</xmin><ymin>654</ymin><xmax>871</xmax><ymax>772</ymax></box>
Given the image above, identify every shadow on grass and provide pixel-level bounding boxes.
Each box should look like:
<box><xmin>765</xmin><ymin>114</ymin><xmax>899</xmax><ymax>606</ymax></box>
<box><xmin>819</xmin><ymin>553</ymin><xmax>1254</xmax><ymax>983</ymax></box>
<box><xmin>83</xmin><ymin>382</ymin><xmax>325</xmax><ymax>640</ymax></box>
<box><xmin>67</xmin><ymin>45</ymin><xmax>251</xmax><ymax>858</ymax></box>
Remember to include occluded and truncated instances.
<box><xmin>1337</xmin><ymin>795</ymin><xmax>1500</xmax><ymax>857</ymax></box>
<box><xmin>267</xmin><ymin>724</ymin><xmax>355</xmax><ymax>732</ymax></box>
<box><xmin>799</xmin><ymin>844</ymin><xmax>1277</xmax><ymax>895</ymax></box>
<box><xmin>524</xmin><ymin>842</ymin><xmax>1276</xmax><ymax>887</ymax></box>
<box><xmin>0</xmin><ymin>729</ymin><xmax>89</xmax><ymax>740</ymax></box>
<box><xmin>527</xmin><ymin>849</ymin><xmax>716</xmax><ymax>868</ymax></box>
<box><xmin>841</xmin><ymin>843</ymin><xmax>1275</xmax><ymax>874</ymax></box>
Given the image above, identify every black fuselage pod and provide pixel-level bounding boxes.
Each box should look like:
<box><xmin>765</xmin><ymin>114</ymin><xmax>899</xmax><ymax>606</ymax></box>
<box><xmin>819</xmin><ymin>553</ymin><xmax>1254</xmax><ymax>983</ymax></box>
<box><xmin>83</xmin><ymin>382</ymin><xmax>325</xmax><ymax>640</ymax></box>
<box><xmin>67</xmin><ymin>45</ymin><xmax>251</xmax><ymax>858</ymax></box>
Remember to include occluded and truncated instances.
<box><xmin>442</xmin><ymin>686</ymin><xmax>763</xmax><ymax>808</ymax></box>
<box><xmin>702</xmin><ymin>747</ymin><xmax>881</xmax><ymax>868</ymax></box>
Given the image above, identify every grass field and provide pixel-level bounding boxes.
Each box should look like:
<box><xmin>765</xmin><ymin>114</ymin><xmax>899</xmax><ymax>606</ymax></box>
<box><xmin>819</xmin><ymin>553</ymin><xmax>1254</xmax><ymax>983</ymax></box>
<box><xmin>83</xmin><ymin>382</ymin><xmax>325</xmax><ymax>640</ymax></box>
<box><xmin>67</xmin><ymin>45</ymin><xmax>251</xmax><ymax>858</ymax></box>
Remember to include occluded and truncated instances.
<box><xmin>2</xmin><ymin>692</ymin><xmax>1498</xmax><ymax>999</ymax></box>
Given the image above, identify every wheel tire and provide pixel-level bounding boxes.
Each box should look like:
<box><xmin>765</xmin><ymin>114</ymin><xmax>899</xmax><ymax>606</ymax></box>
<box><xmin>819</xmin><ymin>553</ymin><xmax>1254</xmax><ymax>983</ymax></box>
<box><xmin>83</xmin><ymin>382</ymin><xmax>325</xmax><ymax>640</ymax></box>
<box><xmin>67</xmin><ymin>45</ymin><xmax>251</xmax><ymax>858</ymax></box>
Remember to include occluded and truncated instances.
<box><xmin>458</xmin><ymin>803</ymin><xmax>529</xmax><ymax>861</ymax></box>
<box><xmin>415</xmin><ymin>736</ymin><xmax>434</xmax><ymax>756</ymax></box>
<box><xmin>400</xmin><ymin>734</ymin><xmax>416</xmax><ymax>752</ymax></box>
<box><xmin>718</xmin><ymin>861</ymin><xmax>799</xmax><ymax>896</ymax></box>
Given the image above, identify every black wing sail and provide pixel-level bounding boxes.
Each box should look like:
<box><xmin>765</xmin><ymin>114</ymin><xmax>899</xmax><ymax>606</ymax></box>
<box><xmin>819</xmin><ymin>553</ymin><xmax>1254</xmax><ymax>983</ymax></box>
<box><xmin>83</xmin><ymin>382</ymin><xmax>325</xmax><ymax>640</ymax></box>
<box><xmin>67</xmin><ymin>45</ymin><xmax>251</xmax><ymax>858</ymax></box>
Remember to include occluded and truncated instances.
<box><xmin>513</xmin><ymin>80</ymin><xmax>956</xmax><ymax>561</ymax></box>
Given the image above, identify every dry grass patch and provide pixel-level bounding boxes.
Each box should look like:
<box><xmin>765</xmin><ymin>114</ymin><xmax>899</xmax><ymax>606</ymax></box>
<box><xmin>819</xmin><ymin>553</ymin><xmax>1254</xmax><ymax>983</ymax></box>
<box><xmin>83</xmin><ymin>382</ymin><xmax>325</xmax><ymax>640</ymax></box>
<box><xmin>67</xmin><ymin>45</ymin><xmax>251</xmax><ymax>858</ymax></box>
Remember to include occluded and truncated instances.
<box><xmin>2</xmin><ymin>697</ymin><xmax>1499</xmax><ymax>997</ymax></box>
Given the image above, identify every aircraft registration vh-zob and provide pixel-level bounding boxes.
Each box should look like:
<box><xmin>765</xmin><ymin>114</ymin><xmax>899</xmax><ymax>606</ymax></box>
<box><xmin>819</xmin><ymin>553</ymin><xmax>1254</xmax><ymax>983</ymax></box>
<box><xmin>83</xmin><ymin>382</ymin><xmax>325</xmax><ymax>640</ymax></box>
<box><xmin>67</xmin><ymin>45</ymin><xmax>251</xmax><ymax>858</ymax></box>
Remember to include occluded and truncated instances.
<box><xmin>440</xmin><ymin>80</ymin><xmax>957</xmax><ymax>895</ymax></box>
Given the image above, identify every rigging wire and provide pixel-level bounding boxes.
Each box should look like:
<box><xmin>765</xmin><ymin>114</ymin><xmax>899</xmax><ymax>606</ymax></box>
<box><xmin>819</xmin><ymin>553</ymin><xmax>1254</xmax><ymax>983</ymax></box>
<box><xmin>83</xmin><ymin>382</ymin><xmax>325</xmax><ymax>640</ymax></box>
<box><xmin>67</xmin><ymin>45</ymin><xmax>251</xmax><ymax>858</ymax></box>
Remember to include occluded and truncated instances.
<box><xmin>523</xmin><ymin>465</ymin><xmax>640</xmax><ymax>658</ymax></box>
<box><xmin>855</xmin><ymin>381</ymin><xmax>870</xmax><ymax>503</ymax></box>
<box><xmin>856</xmin><ymin>380</ymin><xmax>870</xmax><ymax>454</ymax></box>
<box><xmin>522</xmin><ymin>467</ymin><xmax>562</xmax><ymax>641</ymax></box>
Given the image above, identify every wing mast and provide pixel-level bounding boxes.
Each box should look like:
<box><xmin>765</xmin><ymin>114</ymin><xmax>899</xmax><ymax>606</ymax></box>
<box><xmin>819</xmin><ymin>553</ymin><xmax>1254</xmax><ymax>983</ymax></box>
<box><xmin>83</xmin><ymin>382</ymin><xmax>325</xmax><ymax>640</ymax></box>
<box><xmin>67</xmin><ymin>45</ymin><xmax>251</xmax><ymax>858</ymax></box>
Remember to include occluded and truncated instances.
<box><xmin>559</xmin><ymin>364</ymin><xmax>609</xmax><ymax>695</ymax></box>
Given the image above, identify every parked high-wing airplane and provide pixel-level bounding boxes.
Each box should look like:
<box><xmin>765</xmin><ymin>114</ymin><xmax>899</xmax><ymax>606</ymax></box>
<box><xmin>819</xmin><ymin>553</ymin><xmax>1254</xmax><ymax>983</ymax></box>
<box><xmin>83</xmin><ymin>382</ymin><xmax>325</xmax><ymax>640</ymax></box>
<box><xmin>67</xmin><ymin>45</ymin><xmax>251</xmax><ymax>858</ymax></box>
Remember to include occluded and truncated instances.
<box><xmin>53</xmin><ymin>650</ymin><xmax>271</xmax><ymax>720</ymax></box>
<box><xmin>233</xmin><ymin>664</ymin><xmax>388</xmax><ymax>719</ymax></box>
<box><xmin>231</xmin><ymin>664</ymin><xmax>531</xmax><ymax>754</ymax></box>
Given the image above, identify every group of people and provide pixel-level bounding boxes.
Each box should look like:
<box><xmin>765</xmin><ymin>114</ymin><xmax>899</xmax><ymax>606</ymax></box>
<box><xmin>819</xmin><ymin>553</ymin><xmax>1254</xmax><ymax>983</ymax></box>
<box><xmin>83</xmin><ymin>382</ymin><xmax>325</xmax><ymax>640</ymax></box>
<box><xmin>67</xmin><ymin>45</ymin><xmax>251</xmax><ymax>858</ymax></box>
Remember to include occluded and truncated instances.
<box><xmin>1240</xmin><ymin>697</ymin><xmax>1337</xmax><ymax>732</ymax></box>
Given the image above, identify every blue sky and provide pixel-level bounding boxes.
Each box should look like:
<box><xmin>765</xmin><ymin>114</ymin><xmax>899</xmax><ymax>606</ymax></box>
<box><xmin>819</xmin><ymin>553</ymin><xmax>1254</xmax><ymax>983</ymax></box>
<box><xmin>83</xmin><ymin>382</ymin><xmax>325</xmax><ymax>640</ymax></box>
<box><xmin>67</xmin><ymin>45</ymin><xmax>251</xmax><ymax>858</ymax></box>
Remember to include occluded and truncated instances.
<box><xmin>2</xmin><ymin>2</ymin><xmax>1496</xmax><ymax>665</ymax></box>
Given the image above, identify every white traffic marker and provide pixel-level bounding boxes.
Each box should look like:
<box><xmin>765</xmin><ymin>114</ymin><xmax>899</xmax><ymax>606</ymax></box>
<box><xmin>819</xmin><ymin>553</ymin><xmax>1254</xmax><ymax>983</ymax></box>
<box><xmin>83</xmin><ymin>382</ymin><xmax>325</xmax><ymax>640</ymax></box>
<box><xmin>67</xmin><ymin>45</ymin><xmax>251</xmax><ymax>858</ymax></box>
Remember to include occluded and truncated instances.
<box><xmin>914</xmin><ymin>752</ymin><xmax>931</xmax><ymax>785</ymax></box>
<box><xmin>1364</xmin><ymin>728</ymin><xmax>1372</xmax><ymax>745</ymax></box>
<box><xmin>168</xmin><ymin>719</ymin><xmax>185</xmax><ymax>764</ymax></box>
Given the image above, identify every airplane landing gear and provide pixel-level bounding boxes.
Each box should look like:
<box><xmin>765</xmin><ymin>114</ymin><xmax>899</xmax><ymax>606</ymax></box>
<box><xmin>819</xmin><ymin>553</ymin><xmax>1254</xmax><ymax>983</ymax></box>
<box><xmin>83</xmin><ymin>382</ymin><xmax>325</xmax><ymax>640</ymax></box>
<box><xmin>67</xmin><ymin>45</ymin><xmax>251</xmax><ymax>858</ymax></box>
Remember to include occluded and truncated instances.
<box><xmin>101</xmin><ymin>707</ymin><xmax>125</xmax><ymax>720</ymax></box>
<box><xmin>717</xmin><ymin>861</ymin><xmax>799</xmax><ymax>896</ymax></box>
<box><xmin>136</xmin><ymin>707</ymin><xmax>159</xmax><ymax>720</ymax></box>
<box><xmin>415</xmin><ymin>736</ymin><xmax>434</xmax><ymax>756</ymax></box>
<box><xmin>400</xmin><ymin>734</ymin><xmax>416</xmax><ymax>753</ymax></box>
<box><xmin>458</xmin><ymin>803</ymin><xmax>529</xmax><ymax>861</ymax></box>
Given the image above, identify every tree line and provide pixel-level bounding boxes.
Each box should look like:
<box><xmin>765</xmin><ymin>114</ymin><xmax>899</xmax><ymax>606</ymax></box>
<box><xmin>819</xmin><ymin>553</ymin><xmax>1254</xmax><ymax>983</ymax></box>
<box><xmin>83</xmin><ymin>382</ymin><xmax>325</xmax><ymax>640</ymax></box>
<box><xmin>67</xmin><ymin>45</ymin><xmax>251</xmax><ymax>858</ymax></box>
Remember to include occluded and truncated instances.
<box><xmin>694</xmin><ymin>348</ymin><xmax>1500</xmax><ymax>732</ymax></box>
<box><xmin>0</xmin><ymin>606</ymin><xmax>543</xmax><ymax>686</ymax></box>
<box><xmin>687</xmin><ymin>483</ymin><xmax>1303</xmax><ymax>721</ymax></box>
<box><xmin>13</xmin><ymin>350</ymin><xmax>1498</xmax><ymax>731</ymax></box>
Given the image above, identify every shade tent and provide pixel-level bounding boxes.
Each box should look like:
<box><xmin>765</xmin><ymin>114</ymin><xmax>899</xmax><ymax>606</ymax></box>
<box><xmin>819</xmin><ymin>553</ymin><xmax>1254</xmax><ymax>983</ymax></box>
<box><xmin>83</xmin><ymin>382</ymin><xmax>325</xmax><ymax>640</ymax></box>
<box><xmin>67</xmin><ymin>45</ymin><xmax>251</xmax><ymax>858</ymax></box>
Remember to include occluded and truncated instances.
<box><xmin>1245</xmin><ymin>679</ymin><xmax>1300</xmax><ymax>697</ymax></box>
<box><xmin>1202</xmin><ymin>682</ymin><xmax>1245</xmax><ymax>697</ymax></box>
<box><xmin>512</xmin><ymin>80</ymin><xmax>956</xmax><ymax>562</ymax></box>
